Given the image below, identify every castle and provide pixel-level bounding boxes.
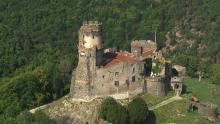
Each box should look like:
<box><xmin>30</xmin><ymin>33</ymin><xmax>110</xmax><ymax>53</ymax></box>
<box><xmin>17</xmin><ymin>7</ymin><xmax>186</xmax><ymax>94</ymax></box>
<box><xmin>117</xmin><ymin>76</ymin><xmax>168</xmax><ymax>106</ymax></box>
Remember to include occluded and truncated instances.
<box><xmin>70</xmin><ymin>21</ymin><xmax>172</xmax><ymax>99</ymax></box>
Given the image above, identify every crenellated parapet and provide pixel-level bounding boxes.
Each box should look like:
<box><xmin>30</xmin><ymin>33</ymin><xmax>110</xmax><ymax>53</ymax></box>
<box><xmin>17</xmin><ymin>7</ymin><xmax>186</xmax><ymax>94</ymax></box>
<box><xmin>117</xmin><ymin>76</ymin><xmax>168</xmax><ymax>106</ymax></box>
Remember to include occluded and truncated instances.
<box><xmin>80</xmin><ymin>21</ymin><xmax>102</xmax><ymax>34</ymax></box>
<box><xmin>131</xmin><ymin>40</ymin><xmax>157</xmax><ymax>52</ymax></box>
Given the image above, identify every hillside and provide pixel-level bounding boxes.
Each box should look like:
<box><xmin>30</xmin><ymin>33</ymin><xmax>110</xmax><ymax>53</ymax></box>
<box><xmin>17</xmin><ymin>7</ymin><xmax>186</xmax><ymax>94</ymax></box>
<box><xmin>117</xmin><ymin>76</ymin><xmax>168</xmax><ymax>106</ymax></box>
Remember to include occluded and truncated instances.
<box><xmin>0</xmin><ymin>0</ymin><xmax>219</xmax><ymax>123</ymax></box>
<box><xmin>150</xmin><ymin>78</ymin><xmax>220</xmax><ymax>124</ymax></box>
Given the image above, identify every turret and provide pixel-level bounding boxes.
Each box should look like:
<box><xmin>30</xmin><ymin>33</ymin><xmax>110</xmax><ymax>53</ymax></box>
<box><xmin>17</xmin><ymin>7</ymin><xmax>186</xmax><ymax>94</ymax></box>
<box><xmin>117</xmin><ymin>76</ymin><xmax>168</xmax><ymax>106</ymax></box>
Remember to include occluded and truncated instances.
<box><xmin>131</xmin><ymin>44</ymin><xmax>142</xmax><ymax>60</ymax></box>
<box><xmin>78</xmin><ymin>21</ymin><xmax>104</xmax><ymax>66</ymax></box>
<box><xmin>71</xmin><ymin>21</ymin><xmax>104</xmax><ymax>98</ymax></box>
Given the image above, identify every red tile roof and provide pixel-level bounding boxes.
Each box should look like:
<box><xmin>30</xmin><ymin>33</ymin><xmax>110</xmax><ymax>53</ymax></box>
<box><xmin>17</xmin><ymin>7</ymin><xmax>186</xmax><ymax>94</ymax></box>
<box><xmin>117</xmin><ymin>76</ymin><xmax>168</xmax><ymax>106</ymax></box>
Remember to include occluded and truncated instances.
<box><xmin>141</xmin><ymin>50</ymin><xmax>155</xmax><ymax>60</ymax></box>
<box><xmin>104</xmin><ymin>52</ymin><xmax>135</xmax><ymax>67</ymax></box>
<box><xmin>132</xmin><ymin>44</ymin><xmax>142</xmax><ymax>49</ymax></box>
<box><xmin>104</xmin><ymin>49</ymin><xmax>156</xmax><ymax>67</ymax></box>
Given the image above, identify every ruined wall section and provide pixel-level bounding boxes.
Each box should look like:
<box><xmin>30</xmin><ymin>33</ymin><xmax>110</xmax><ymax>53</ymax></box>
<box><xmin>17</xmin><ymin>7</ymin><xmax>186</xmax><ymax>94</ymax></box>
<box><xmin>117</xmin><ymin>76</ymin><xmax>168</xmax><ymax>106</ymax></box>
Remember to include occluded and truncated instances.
<box><xmin>198</xmin><ymin>102</ymin><xmax>218</xmax><ymax>121</ymax></box>
<box><xmin>131</xmin><ymin>40</ymin><xmax>157</xmax><ymax>52</ymax></box>
<box><xmin>71</xmin><ymin>21</ymin><xmax>103</xmax><ymax>98</ymax></box>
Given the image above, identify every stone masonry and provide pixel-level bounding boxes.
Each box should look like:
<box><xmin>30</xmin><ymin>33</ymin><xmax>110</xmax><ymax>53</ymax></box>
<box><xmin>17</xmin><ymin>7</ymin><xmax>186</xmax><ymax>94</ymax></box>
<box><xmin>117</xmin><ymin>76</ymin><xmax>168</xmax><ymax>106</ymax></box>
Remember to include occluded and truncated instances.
<box><xmin>70</xmin><ymin>21</ymin><xmax>172</xmax><ymax>99</ymax></box>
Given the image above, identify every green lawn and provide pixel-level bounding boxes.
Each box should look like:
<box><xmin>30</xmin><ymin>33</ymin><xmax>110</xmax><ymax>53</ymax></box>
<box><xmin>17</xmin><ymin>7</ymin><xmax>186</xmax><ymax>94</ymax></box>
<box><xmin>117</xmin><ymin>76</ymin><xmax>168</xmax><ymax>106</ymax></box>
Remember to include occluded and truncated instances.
<box><xmin>140</xmin><ymin>91</ymin><xmax>175</xmax><ymax>107</ymax></box>
<box><xmin>183</xmin><ymin>77</ymin><xmax>220</xmax><ymax>107</ymax></box>
<box><xmin>142</xmin><ymin>77</ymin><xmax>220</xmax><ymax>124</ymax></box>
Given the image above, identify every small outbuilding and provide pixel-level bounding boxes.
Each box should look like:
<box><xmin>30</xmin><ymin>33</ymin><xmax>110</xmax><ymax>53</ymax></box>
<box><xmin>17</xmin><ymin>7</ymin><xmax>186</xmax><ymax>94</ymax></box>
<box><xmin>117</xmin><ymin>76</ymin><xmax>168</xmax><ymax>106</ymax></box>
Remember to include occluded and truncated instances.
<box><xmin>171</xmin><ymin>77</ymin><xmax>182</xmax><ymax>96</ymax></box>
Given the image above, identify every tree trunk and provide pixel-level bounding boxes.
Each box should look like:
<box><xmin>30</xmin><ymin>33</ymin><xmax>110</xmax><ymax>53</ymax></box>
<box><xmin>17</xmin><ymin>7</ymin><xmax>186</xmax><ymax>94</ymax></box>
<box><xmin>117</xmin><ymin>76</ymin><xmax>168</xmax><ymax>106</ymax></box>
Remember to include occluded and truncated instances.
<box><xmin>198</xmin><ymin>71</ymin><xmax>203</xmax><ymax>82</ymax></box>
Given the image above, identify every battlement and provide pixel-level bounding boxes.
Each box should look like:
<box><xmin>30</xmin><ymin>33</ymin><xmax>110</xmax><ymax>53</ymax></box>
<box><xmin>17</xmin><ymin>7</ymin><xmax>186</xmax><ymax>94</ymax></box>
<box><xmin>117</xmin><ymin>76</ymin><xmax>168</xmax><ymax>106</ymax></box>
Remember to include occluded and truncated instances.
<box><xmin>132</xmin><ymin>40</ymin><xmax>155</xmax><ymax>44</ymax></box>
<box><xmin>83</xmin><ymin>21</ymin><xmax>102</xmax><ymax>26</ymax></box>
<box><xmin>80</xmin><ymin>21</ymin><xmax>102</xmax><ymax>33</ymax></box>
<box><xmin>131</xmin><ymin>40</ymin><xmax>157</xmax><ymax>57</ymax></box>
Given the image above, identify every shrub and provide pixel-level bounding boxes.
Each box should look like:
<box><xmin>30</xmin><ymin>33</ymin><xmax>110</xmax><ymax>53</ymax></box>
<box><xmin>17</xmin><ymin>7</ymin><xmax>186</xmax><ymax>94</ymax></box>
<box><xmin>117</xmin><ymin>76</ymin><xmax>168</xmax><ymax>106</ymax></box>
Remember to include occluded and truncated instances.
<box><xmin>127</xmin><ymin>97</ymin><xmax>149</xmax><ymax>124</ymax></box>
<box><xmin>100</xmin><ymin>97</ymin><xmax>128</xmax><ymax>124</ymax></box>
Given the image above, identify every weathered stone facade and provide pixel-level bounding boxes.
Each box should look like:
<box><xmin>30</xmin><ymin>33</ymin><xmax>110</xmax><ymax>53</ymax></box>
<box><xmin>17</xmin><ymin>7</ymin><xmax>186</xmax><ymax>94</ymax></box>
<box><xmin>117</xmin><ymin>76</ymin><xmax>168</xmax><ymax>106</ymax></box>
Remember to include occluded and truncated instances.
<box><xmin>70</xmin><ymin>21</ymin><xmax>171</xmax><ymax>99</ymax></box>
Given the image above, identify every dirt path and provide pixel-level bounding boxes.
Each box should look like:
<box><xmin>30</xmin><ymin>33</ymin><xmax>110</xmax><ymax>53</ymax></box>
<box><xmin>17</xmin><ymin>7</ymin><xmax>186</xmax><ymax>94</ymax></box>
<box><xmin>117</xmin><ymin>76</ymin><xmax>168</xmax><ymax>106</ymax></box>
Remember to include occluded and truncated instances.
<box><xmin>149</xmin><ymin>95</ymin><xmax>182</xmax><ymax>110</ymax></box>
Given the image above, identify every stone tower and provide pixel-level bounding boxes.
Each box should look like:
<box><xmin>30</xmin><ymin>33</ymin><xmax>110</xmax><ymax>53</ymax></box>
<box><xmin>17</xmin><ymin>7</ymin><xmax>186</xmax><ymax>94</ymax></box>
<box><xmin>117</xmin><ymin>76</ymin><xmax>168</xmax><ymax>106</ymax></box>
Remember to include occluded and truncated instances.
<box><xmin>71</xmin><ymin>21</ymin><xmax>103</xmax><ymax>98</ymax></box>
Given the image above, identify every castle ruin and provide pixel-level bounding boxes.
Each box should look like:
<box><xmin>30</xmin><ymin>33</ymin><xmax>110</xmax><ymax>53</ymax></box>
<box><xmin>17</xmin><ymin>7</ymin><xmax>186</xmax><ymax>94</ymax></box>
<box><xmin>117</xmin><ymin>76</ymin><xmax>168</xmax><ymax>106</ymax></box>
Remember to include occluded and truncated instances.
<box><xmin>70</xmin><ymin>21</ymin><xmax>172</xmax><ymax>99</ymax></box>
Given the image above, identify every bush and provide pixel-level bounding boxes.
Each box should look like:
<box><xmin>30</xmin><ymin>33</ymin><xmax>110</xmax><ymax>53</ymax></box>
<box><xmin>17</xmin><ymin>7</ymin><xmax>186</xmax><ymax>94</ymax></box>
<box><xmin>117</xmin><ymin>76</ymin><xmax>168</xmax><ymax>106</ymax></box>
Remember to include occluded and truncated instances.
<box><xmin>17</xmin><ymin>111</ymin><xmax>56</xmax><ymax>124</ymax></box>
<box><xmin>127</xmin><ymin>97</ymin><xmax>149</xmax><ymax>124</ymax></box>
<box><xmin>209</xmin><ymin>64</ymin><xmax>220</xmax><ymax>85</ymax></box>
<box><xmin>99</xmin><ymin>97</ymin><xmax>128</xmax><ymax>124</ymax></box>
<box><xmin>0</xmin><ymin>111</ymin><xmax>55</xmax><ymax>124</ymax></box>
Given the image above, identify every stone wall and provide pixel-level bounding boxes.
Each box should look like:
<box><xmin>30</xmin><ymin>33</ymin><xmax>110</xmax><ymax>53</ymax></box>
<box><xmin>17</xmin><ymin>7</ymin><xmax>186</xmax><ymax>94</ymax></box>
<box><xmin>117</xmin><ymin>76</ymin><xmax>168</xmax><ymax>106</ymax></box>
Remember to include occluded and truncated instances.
<box><xmin>71</xmin><ymin>21</ymin><xmax>103</xmax><ymax>98</ymax></box>
<box><xmin>198</xmin><ymin>102</ymin><xmax>218</xmax><ymax>121</ymax></box>
<box><xmin>92</xmin><ymin>61</ymin><xmax>144</xmax><ymax>96</ymax></box>
<box><xmin>146</xmin><ymin>77</ymin><xmax>166</xmax><ymax>96</ymax></box>
<box><xmin>131</xmin><ymin>40</ymin><xmax>157</xmax><ymax>52</ymax></box>
<box><xmin>71</xmin><ymin>21</ymin><xmax>171</xmax><ymax>99</ymax></box>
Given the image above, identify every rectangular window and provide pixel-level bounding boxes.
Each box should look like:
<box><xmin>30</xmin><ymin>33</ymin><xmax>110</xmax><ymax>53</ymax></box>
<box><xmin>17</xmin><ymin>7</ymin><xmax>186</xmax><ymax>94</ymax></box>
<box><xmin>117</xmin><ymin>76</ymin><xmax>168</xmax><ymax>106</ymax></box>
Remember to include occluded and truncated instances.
<box><xmin>114</xmin><ymin>81</ymin><xmax>119</xmax><ymax>87</ymax></box>
<box><xmin>132</xmin><ymin>76</ymin><xmax>136</xmax><ymax>82</ymax></box>
<box><xmin>115</xmin><ymin>72</ymin><xmax>119</xmax><ymax>77</ymax></box>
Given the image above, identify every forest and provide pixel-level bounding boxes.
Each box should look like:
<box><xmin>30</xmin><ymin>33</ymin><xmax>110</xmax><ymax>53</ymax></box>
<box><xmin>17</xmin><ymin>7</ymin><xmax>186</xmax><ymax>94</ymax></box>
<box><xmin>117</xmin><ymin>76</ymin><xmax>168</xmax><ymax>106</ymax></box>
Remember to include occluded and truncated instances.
<box><xmin>0</xmin><ymin>0</ymin><xmax>219</xmax><ymax>123</ymax></box>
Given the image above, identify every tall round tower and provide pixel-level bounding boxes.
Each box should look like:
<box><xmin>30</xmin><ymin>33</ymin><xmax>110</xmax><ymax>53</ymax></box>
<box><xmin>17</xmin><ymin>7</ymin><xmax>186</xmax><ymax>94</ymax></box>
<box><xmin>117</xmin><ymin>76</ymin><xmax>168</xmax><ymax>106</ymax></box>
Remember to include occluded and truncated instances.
<box><xmin>78</xmin><ymin>21</ymin><xmax>104</xmax><ymax>66</ymax></box>
<box><xmin>71</xmin><ymin>21</ymin><xmax>104</xmax><ymax>98</ymax></box>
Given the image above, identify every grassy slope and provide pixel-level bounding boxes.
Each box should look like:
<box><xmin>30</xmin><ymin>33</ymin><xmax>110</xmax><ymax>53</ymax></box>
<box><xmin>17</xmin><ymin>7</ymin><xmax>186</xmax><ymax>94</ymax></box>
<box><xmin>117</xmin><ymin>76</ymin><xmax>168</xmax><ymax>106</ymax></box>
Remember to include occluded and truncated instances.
<box><xmin>142</xmin><ymin>77</ymin><xmax>220</xmax><ymax>124</ymax></box>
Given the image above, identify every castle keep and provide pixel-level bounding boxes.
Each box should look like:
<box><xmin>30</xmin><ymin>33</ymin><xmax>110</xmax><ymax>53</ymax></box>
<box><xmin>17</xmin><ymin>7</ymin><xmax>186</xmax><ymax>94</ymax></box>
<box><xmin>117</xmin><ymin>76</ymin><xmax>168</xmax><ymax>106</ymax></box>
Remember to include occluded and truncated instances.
<box><xmin>70</xmin><ymin>21</ymin><xmax>171</xmax><ymax>99</ymax></box>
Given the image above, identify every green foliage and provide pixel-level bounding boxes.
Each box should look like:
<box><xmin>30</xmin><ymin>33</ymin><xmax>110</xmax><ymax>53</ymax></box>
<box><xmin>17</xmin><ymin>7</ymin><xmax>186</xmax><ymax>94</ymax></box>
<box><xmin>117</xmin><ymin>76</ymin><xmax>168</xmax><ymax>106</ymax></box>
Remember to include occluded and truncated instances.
<box><xmin>100</xmin><ymin>97</ymin><xmax>128</xmax><ymax>124</ymax></box>
<box><xmin>0</xmin><ymin>0</ymin><xmax>170</xmax><ymax>121</ymax></box>
<box><xmin>0</xmin><ymin>0</ymin><xmax>219</xmax><ymax>122</ymax></box>
<box><xmin>0</xmin><ymin>111</ymin><xmax>55</xmax><ymax>124</ymax></box>
<box><xmin>209</xmin><ymin>64</ymin><xmax>220</xmax><ymax>85</ymax></box>
<box><xmin>141</xmin><ymin>78</ymin><xmax>220</xmax><ymax>124</ymax></box>
<box><xmin>152</xmin><ymin>58</ymin><xmax>164</xmax><ymax>75</ymax></box>
<box><xmin>17</xmin><ymin>111</ymin><xmax>56</xmax><ymax>124</ymax></box>
<box><xmin>0</xmin><ymin>62</ymin><xmax>69</xmax><ymax>117</ymax></box>
<box><xmin>165</xmin><ymin>0</ymin><xmax>220</xmax><ymax>77</ymax></box>
<box><xmin>127</xmin><ymin>97</ymin><xmax>149</xmax><ymax>124</ymax></box>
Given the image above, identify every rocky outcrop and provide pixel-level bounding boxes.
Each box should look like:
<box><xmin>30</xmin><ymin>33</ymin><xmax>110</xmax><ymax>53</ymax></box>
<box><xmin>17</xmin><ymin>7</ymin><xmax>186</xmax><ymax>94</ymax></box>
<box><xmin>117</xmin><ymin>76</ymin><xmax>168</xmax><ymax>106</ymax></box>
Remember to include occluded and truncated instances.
<box><xmin>47</xmin><ymin>96</ymin><xmax>110</xmax><ymax>124</ymax></box>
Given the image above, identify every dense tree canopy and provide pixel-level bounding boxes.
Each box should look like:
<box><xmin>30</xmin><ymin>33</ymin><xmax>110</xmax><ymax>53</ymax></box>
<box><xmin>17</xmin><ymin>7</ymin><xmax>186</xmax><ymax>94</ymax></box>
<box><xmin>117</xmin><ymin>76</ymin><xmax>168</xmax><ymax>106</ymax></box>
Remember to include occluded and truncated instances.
<box><xmin>0</xmin><ymin>111</ymin><xmax>55</xmax><ymax>124</ymax></box>
<box><xmin>127</xmin><ymin>97</ymin><xmax>149</xmax><ymax>124</ymax></box>
<box><xmin>100</xmin><ymin>97</ymin><xmax>128</xmax><ymax>124</ymax></box>
<box><xmin>0</xmin><ymin>0</ymin><xmax>219</xmax><ymax>122</ymax></box>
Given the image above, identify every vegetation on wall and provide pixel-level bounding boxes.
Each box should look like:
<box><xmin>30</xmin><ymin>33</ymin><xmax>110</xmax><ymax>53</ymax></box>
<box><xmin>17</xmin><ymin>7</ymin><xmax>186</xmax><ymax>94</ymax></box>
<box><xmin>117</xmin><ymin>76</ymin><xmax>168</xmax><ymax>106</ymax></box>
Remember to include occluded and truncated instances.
<box><xmin>152</xmin><ymin>58</ymin><xmax>164</xmax><ymax>75</ymax></box>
